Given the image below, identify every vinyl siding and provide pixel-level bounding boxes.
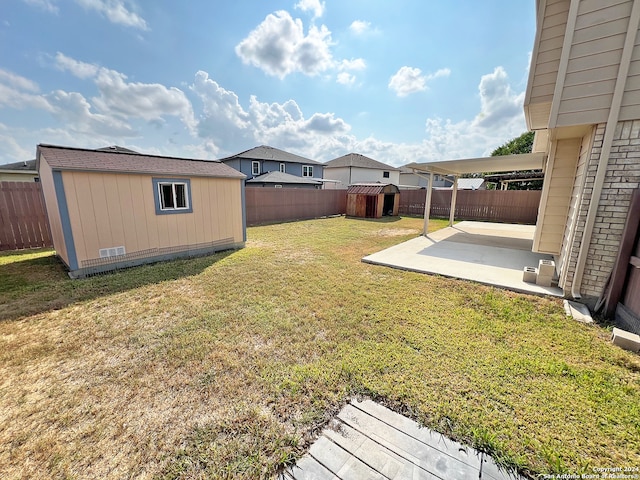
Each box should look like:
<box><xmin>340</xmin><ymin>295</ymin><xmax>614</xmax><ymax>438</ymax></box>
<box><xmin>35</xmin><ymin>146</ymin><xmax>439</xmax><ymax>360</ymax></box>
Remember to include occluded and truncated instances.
<box><xmin>529</xmin><ymin>0</ymin><xmax>570</xmax><ymax>105</ymax></box>
<box><xmin>533</xmin><ymin>138</ymin><xmax>582</xmax><ymax>254</ymax></box>
<box><xmin>620</xmin><ymin>28</ymin><xmax>640</xmax><ymax>120</ymax></box>
<box><xmin>555</xmin><ymin>0</ymin><xmax>632</xmax><ymax>126</ymax></box>
<box><xmin>558</xmin><ymin>129</ymin><xmax>593</xmax><ymax>286</ymax></box>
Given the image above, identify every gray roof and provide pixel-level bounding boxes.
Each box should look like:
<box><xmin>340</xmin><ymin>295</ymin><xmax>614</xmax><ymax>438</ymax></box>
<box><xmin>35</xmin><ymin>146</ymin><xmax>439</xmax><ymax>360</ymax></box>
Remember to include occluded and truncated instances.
<box><xmin>96</xmin><ymin>145</ymin><xmax>140</xmax><ymax>154</ymax></box>
<box><xmin>246</xmin><ymin>171</ymin><xmax>321</xmax><ymax>185</ymax></box>
<box><xmin>37</xmin><ymin>144</ymin><xmax>245</xmax><ymax>179</ymax></box>
<box><xmin>219</xmin><ymin>145</ymin><xmax>324</xmax><ymax>165</ymax></box>
<box><xmin>325</xmin><ymin>153</ymin><xmax>399</xmax><ymax>171</ymax></box>
<box><xmin>0</xmin><ymin>159</ymin><xmax>37</xmax><ymax>171</ymax></box>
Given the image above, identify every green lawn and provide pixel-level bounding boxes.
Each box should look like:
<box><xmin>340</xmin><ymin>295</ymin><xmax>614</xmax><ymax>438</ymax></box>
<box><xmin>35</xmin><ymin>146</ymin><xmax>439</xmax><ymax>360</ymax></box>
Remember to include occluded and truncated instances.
<box><xmin>0</xmin><ymin>216</ymin><xmax>638</xmax><ymax>479</ymax></box>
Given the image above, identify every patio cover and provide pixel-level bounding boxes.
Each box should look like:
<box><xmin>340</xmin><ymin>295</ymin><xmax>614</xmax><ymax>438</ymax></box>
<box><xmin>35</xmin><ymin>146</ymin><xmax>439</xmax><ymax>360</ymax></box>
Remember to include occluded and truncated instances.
<box><xmin>404</xmin><ymin>153</ymin><xmax>546</xmax><ymax>234</ymax></box>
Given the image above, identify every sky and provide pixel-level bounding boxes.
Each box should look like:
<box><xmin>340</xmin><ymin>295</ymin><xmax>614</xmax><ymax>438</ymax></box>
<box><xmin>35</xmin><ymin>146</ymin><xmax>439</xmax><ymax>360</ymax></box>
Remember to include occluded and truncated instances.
<box><xmin>0</xmin><ymin>0</ymin><xmax>537</xmax><ymax>166</ymax></box>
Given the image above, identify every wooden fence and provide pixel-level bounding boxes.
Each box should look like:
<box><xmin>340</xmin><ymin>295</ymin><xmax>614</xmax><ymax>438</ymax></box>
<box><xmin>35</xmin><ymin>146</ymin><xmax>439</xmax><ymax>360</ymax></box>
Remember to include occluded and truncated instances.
<box><xmin>245</xmin><ymin>188</ymin><xmax>347</xmax><ymax>226</ymax></box>
<box><xmin>0</xmin><ymin>181</ymin><xmax>52</xmax><ymax>251</ymax></box>
<box><xmin>398</xmin><ymin>189</ymin><xmax>542</xmax><ymax>224</ymax></box>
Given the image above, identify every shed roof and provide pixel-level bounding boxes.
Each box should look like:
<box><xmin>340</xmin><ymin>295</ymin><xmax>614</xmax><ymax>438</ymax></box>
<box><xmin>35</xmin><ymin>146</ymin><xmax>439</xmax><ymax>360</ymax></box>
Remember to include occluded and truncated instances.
<box><xmin>246</xmin><ymin>171</ymin><xmax>322</xmax><ymax>185</ymax></box>
<box><xmin>219</xmin><ymin>145</ymin><xmax>324</xmax><ymax>165</ymax></box>
<box><xmin>37</xmin><ymin>144</ymin><xmax>245</xmax><ymax>179</ymax></box>
<box><xmin>326</xmin><ymin>153</ymin><xmax>399</xmax><ymax>171</ymax></box>
<box><xmin>347</xmin><ymin>183</ymin><xmax>400</xmax><ymax>195</ymax></box>
<box><xmin>405</xmin><ymin>153</ymin><xmax>545</xmax><ymax>176</ymax></box>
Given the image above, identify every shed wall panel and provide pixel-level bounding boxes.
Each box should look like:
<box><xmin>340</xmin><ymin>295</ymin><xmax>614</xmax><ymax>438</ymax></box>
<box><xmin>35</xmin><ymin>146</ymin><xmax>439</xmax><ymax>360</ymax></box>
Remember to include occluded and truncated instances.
<box><xmin>38</xmin><ymin>156</ymin><xmax>67</xmax><ymax>263</ymax></box>
<box><xmin>60</xmin><ymin>171</ymin><xmax>242</xmax><ymax>265</ymax></box>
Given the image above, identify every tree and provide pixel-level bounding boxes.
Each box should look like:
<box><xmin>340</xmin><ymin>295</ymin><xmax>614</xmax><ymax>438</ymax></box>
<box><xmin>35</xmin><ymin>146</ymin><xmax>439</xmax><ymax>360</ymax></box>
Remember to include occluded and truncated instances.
<box><xmin>491</xmin><ymin>131</ymin><xmax>534</xmax><ymax>156</ymax></box>
<box><xmin>487</xmin><ymin>131</ymin><xmax>542</xmax><ymax>190</ymax></box>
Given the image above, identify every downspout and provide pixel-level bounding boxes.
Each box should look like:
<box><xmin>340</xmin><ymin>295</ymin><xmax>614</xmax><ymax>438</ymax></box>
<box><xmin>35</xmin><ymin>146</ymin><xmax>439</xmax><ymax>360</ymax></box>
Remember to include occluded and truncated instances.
<box><xmin>571</xmin><ymin>1</ymin><xmax>640</xmax><ymax>299</ymax></box>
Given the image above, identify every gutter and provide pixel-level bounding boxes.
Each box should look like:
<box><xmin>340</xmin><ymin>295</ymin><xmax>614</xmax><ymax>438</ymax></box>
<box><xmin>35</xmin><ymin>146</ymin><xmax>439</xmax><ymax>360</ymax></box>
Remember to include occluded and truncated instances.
<box><xmin>571</xmin><ymin>0</ymin><xmax>640</xmax><ymax>299</ymax></box>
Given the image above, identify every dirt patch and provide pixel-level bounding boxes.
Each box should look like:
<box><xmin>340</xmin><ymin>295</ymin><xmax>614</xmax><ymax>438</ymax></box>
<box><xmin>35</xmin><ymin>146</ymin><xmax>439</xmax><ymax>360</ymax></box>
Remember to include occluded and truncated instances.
<box><xmin>374</xmin><ymin>228</ymin><xmax>419</xmax><ymax>237</ymax></box>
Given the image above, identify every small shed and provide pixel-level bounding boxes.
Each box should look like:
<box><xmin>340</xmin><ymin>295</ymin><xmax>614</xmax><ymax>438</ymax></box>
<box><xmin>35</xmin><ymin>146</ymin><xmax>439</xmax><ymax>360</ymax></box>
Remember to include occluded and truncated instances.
<box><xmin>37</xmin><ymin>144</ymin><xmax>246</xmax><ymax>278</ymax></box>
<box><xmin>346</xmin><ymin>183</ymin><xmax>400</xmax><ymax>218</ymax></box>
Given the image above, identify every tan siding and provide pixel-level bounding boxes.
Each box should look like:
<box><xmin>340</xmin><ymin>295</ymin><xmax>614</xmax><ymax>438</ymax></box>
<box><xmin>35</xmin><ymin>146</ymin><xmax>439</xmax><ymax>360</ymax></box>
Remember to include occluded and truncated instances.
<box><xmin>620</xmin><ymin>37</ymin><xmax>640</xmax><ymax>120</ymax></box>
<box><xmin>554</xmin><ymin>2</ymin><xmax>634</xmax><ymax>127</ymax></box>
<box><xmin>59</xmin><ymin>172</ymin><xmax>242</xmax><ymax>265</ymax></box>
<box><xmin>533</xmin><ymin>138</ymin><xmax>582</xmax><ymax>255</ymax></box>
<box><xmin>528</xmin><ymin>0</ymin><xmax>570</xmax><ymax>106</ymax></box>
<box><xmin>38</xmin><ymin>155</ymin><xmax>67</xmax><ymax>263</ymax></box>
<box><xmin>558</xmin><ymin>130</ymin><xmax>592</xmax><ymax>286</ymax></box>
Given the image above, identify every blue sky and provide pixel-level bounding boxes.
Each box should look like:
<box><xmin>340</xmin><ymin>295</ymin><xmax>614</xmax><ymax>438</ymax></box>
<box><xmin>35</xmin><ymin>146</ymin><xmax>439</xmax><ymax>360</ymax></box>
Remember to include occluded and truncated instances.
<box><xmin>0</xmin><ymin>0</ymin><xmax>536</xmax><ymax>166</ymax></box>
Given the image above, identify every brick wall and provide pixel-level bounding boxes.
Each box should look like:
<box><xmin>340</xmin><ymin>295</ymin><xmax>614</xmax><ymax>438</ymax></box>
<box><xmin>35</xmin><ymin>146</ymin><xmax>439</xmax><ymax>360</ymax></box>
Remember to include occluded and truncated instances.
<box><xmin>566</xmin><ymin>121</ymin><xmax>640</xmax><ymax>302</ymax></box>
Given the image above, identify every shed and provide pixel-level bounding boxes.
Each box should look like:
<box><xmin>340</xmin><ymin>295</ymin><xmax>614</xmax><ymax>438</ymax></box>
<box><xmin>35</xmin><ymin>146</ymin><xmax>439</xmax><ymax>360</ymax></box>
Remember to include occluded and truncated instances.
<box><xmin>37</xmin><ymin>144</ymin><xmax>246</xmax><ymax>278</ymax></box>
<box><xmin>346</xmin><ymin>183</ymin><xmax>400</xmax><ymax>218</ymax></box>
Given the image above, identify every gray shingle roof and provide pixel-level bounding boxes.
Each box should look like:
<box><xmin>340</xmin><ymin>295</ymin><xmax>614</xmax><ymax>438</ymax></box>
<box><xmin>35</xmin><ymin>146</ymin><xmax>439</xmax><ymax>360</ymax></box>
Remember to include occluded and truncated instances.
<box><xmin>219</xmin><ymin>145</ymin><xmax>323</xmax><ymax>165</ymax></box>
<box><xmin>325</xmin><ymin>153</ymin><xmax>398</xmax><ymax>171</ymax></box>
<box><xmin>37</xmin><ymin>144</ymin><xmax>245</xmax><ymax>179</ymax></box>
<box><xmin>246</xmin><ymin>171</ymin><xmax>321</xmax><ymax>184</ymax></box>
<box><xmin>0</xmin><ymin>159</ymin><xmax>37</xmax><ymax>171</ymax></box>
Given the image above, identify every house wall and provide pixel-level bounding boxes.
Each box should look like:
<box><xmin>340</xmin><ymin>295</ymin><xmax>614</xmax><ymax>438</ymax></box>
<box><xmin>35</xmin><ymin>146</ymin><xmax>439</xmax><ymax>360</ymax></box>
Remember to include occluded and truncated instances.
<box><xmin>557</xmin><ymin>126</ymin><xmax>595</xmax><ymax>290</ymax></box>
<box><xmin>38</xmin><ymin>155</ymin><xmax>68</xmax><ymax>264</ymax></box>
<box><xmin>56</xmin><ymin>170</ymin><xmax>243</xmax><ymax>275</ymax></box>
<box><xmin>325</xmin><ymin>167</ymin><xmax>399</xmax><ymax>188</ymax></box>
<box><xmin>533</xmin><ymin>137</ymin><xmax>582</xmax><ymax>254</ymax></box>
<box><xmin>620</xmin><ymin>16</ymin><xmax>640</xmax><ymax>120</ymax></box>
<box><xmin>0</xmin><ymin>172</ymin><xmax>38</xmax><ymax>182</ymax></box>
<box><xmin>525</xmin><ymin>0</ymin><xmax>569</xmax><ymax>128</ymax></box>
<box><xmin>553</xmin><ymin>1</ymin><xmax>633</xmax><ymax>127</ymax></box>
<box><xmin>229</xmin><ymin>159</ymin><xmax>323</xmax><ymax>179</ymax></box>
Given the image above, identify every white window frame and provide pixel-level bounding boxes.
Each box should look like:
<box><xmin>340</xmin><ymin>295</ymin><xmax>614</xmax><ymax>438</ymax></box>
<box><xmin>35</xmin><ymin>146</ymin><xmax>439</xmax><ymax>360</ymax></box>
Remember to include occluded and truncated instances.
<box><xmin>153</xmin><ymin>178</ymin><xmax>192</xmax><ymax>215</ymax></box>
<box><xmin>252</xmin><ymin>161</ymin><xmax>260</xmax><ymax>176</ymax></box>
<box><xmin>280</xmin><ymin>163</ymin><xmax>286</xmax><ymax>173</ymax></box>
<box><xmin>302</xmin><ymin>165</ymin><xmax>313</xmax><ymax>177</ymax></box>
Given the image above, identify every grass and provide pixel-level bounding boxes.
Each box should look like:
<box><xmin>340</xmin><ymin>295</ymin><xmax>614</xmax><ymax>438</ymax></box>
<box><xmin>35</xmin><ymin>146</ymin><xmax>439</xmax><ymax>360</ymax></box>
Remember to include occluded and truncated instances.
<box><xmin>1</xmin><ymin>216</ymin><xmax>639</xmax><ymax>479</ymax></box>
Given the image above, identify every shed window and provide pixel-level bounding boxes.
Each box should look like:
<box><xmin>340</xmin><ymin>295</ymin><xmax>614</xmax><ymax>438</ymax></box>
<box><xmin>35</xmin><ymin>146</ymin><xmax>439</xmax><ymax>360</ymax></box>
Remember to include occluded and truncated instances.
<box><xmin>153</xmin><ymin>178</ymin><xmax>193</xmax><ymax>215</ymax></box>
<box><xmin>383</xmin><ymin>171</ymin><xmax>390</xmax><ymax>178</ymax></box>
<box><xmin>252</xmin><ymin>161</ymin><xmax>260</xmax><ymax>176</ymax></box>
<box><xmin>279</xmin><ymin>163</ymin><xmax>286</xmax><ymax>173</ymax></box>
<box><xmin>302</xmin><ymin>165</ymin><xmax>313</xmax><ymax>177</ymax></box>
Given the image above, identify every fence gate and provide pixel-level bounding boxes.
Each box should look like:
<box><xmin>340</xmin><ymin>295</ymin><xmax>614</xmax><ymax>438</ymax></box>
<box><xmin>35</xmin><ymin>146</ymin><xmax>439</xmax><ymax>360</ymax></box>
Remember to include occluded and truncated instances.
<box><xmin>604</xmin><ymin>189</ymin><xmax>640</xmax><ymax>334</ymax></box>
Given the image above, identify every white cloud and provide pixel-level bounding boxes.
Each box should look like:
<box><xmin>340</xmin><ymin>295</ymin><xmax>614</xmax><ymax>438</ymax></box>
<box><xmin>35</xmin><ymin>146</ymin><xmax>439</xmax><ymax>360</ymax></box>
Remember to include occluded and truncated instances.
<box><xmin>295</xmin><ymin>0</ymin><xmax>325</xmax><ymax>19</ymax></box>
<box><xmin>339</xmin><ymin>58</ymin><xmax>366</xmax><ymax>71</ymax></box>
<box><xmin>74</xmin><ymin>0</ymin><xmax>148</xmax><ymax>30</ymax></box>
<box><xmin>349</xmin><ymin>20</ymin><xmax>370</xmax><ymax>35</ymax></box>
<box><xmin>472</xmin><ymin>66</ymin><xmax>524</xmax><ymax>129</ymax></box>
<box><xmin>388</xmin><ymin>66</ymin><xmax>450</xmax><ymax>97</ymax></box>
<box><xmin>54</xmin><ymin>53</ymin><xmax>195</xmax><ymax>131</ymax></box>
<box><xmin>46</xmin><ymin>90</ymin><xmax>137</xmax><ymax>136</ymax></box>
<box><xmin>337</xmin><ymin>72</ymin><xmax>355</xmax><ymax>86</ymax></box>
<box><xmin>55</xmin><ymin>52</ymin><xmax>99</xmax><ymax>79</ymax></box>
<box><xmin>21</xmin><ymin>0</ymin><xmax>59</xmax><ymax>14</ymax></box>
<box><xmin>0</xmin><ymin>69</ymin><xmax>40</xmax><ymax>92</ymax></box>
<box><xmin>235</xmin><ymin>11</ymin><xmax>334</xmax><ymax>78</ymax></box>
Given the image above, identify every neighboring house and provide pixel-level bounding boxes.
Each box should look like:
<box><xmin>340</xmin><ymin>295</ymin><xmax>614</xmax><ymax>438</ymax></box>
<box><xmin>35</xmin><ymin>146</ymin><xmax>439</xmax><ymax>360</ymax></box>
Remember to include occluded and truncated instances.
<box><xmin>96</xmin><ymin>145</ymin><xmax>140</xmax><ymax>153</ymax></box>
<box><xmin>398</xmin><ymin>166</ymin><xmax>452</xmax><ymax>189</ymax></box>
<box><xmin>324</xmin><ymin>153</ymin><xmax>400</xmax><ymax>189</ymax></box>
<box><xmin>524</xmin><ymin>0</ymin><xmax>640</xmax><ymax>318</ymax></box>
<box><xmin>218</xmin><ymin>145</ymin><xmax>324</xmax><ymax>182</ymax></box>
<box><xmin>246</xmin><ymin>171</ymin><xmax>322</xmax><ymax>189</ymax></box>
<box><xmin>37</xmin><ymin>144</ymin><xmax>246</xmax><ymax>278</ymax></box>
<box><xmin>0</xmin><ymin>159</ymin><xmax>39</xmax><ymax>182</ymax></box>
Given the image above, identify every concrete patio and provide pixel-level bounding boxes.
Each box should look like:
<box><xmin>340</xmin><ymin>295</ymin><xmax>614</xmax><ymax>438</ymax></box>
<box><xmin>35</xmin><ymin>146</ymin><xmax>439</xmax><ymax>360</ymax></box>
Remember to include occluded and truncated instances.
<box><xmin>280</xmin><ymin>399</ymin><xmax>525</xmax><ymax>480</ymax></box>
<box><xmin>363</xmin><ymin>221</ymin><xmax>563</xmax><ymax>297</ymax></box>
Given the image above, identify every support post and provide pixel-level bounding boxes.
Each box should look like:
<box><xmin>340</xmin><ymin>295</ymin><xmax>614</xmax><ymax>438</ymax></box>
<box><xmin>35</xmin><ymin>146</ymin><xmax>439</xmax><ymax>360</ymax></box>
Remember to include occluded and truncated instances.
<box><xmin>423</xmin><ymin>172</ymin><xmax>433</xmax><ymax>236</ymax></box>
<box><xmin>449</xmin><ymin>176</ymin><xmax>458</xmax><ymax>226</ymax></box>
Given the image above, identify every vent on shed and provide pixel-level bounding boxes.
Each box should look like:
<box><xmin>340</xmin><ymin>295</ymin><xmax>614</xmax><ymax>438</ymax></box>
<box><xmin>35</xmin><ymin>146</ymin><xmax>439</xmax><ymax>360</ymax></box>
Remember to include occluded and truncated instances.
<box><xmin>99</xmin><ymin>246</ymin><xmax>126</xmax><ymax>258</ymax></box>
